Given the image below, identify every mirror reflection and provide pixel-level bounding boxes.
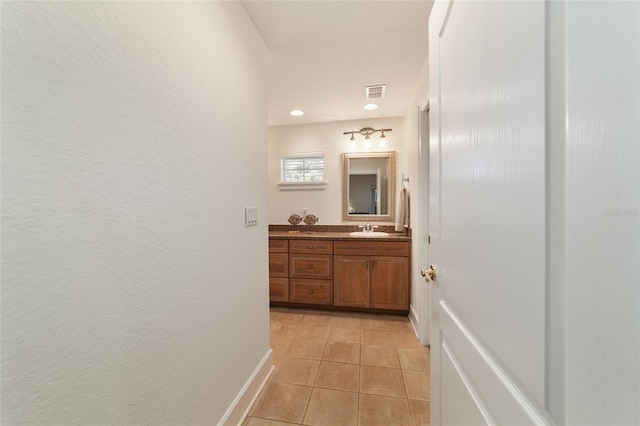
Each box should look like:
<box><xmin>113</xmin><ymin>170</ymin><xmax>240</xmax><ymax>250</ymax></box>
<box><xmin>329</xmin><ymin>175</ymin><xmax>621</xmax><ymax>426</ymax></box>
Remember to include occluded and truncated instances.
<box><xmin>342</xmin><ymin>151</ymin><xmax>396</xmax><ymax>222</ymax></box>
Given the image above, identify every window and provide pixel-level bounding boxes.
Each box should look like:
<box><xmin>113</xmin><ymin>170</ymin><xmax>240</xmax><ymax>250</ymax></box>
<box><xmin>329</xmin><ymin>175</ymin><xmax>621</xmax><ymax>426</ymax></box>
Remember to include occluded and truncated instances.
<box><xmin>278</xmin><ymin>153</ymin><xmax>327</xmax><ymax>190</ymax></box>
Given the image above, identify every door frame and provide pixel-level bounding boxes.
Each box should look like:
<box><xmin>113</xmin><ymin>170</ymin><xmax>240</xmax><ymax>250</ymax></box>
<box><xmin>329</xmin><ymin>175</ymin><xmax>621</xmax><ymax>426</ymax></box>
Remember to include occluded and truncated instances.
<box><xmin>417</xmin><ymin>92</ymin><xmax>431</xmax><ymax>346</ymax></box>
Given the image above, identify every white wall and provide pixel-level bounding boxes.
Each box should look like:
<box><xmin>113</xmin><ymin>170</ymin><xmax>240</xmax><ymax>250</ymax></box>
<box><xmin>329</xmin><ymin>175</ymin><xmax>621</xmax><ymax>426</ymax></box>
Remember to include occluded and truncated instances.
<box><xmin>268</xmin><ymin>117</ymin><xmax>405</xmax><ymax>225</ymax></box>
<box><xmin>1</xmin><ymin>2</ymin><xmax>270</xmax><ymax>424</ymax></box>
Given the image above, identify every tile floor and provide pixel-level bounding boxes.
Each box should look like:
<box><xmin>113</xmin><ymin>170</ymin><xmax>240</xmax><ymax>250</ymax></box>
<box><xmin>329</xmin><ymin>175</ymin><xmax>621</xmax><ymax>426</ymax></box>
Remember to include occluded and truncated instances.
<box><xmin>244</xmin><ymin>307</ymin><xmax>430</xmax><ymax>425</ymax></box>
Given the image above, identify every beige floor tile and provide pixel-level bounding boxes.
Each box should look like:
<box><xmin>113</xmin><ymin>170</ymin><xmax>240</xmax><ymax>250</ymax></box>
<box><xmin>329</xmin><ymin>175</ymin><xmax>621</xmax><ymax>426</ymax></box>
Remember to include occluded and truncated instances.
<box><xmin>271</xmin><ymin>335</ymin><xmax>294</xmax><ymax>352</ymax></box>
<box><xmin>258</xmin><ymin>308</ymin><xmax>428</xmax><ymax>426</ymax></box>
<box><xmin>403</xmin><ymin>370</ymin><xmax>430</xmax><ymax>401</ymax></box>
<box><xmin>303</xmin><ymin>311</ymin><xmax>335</xmax><ymax>326</ymax></box>
<box><xmin>281</xmin><ymin>310</ymin><xmax>306</xmax><ymax>323</ymax></box>
<box><xmin>327</xmin><ymin>326</ymin><xmax>361</xmax><ymax>343</ymax></box>
<box><xmin>297</xmin><ymin>324</ymin><xmax>331</xmax><ymax>340</ymax></box>
<box><xmin>361</xmin><ymin>328</ymin><xmax>396</xmax><ymax>347</ymax></box>
<box><xmin>391</xmin><ymin>320</ymin><xmax>415</xmax><ymax>333</ymax></box>
<box><xmin>409</xmin><ymin>399</ymin><xmax>430</xmax><ymax>425</ymax></box>
<box><xmin>271</xmin><ymin>321</ymin><xmax>301</xmax><ymax>338</ymax></box>
<box><xmin>398</xmin><ymin>348</ymin><xmax>430</xmax><ymax>371</ymax></box>
<box><xmin>303</xmin><ymin>388</ymin><xmax>358</xmax><ymax>426</ymax></box>
<box><xmin>360</xmin><ymin>365</ymin><xmax>406</xmax><ymax>398</ymax></box>
<box><xmin>272</xmin><ymin>352</ymin><xmax>285</xmax><ymax>365</ymax></box>
<box><xmin>251</xmin><ymin>382</ymin><xmax>312</xmax><ymax>423</ymax></box>
<box><xmin>314</xmin><ymin>361</ymin><xmax>359</xmax><ymax>392</ymax></box>
<box><xmin>361</xmin><ymin>317</ymin><xmax>395</xmax><ymax>330</ymax></box>
<box><xmin>269</xmin><ymin>310</ymin><xmax>286</xmax><ymax>322</ymax></box>
<box><xmin>322</xmin><ymin>341</ymin><xmax>361</xmax><ymax>364</ymax></box>
<box><xmin>361</xmin><ymin>345</ymin><xmax>401</xmax><ymax>368</ymax></box>
<box><xmin>394</xmin><ymin>331</ymin><xmax>425</xmax><ymax>350</ymax></box>
<box><xmin>329</xmin><ymin>314</ymin><xmax>363</xmax><ymax>328</ymax></box>
<box><xmin>272</xmin><ymin>358</ymin><xmax>320</xmax><ymax>386</ymax></box>
<box><xmin>244</xmin><ymin>417</ymin><xmax>298</xmax><ymax>426</ymax></box>
<box><xmin>287</xmin><ymin>337</ymin><xmax>326</xmax><ymax>360</ymax></box>
<box><xmin>358</xmin><ymin>393</ymin><xmax>414</xmax><ymax>426</ymax></box>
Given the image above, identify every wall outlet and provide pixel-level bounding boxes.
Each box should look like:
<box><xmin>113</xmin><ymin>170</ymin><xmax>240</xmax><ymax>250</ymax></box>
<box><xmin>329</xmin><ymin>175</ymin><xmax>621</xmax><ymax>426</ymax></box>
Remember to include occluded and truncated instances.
<box><xmin>302</xmin><ymin>208</ymin><xmax>308</xmax><ymax>217</ymax></box>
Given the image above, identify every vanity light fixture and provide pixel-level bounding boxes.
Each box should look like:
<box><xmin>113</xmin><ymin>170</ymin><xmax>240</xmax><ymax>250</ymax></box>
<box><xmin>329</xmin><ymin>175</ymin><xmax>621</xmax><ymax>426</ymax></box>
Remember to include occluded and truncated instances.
<box><xmin>290</xmin><ymin>109</ymin><xmax>304</xmax><ymax>116</ymax></box>
<box><xmin>342</xmin><ymin>127</ymin><xmax>392</xmax><ymax>141</ymax></box>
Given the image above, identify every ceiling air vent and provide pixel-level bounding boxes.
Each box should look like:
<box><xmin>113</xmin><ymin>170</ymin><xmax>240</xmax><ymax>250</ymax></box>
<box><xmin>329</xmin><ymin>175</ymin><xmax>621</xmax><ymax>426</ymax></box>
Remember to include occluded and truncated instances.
<box><xmin>365</xmin><ymin>85</ymin><xmax>386</xmax><ymax>100</ymax></box>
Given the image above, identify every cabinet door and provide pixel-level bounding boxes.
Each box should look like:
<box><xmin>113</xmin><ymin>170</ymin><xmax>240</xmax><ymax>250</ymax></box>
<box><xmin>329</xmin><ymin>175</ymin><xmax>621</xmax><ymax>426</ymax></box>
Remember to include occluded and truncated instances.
<box><xmin>334</xmin><ymin>255</ymin><xmax>369</xmax><ymax>308</ymax></box>
<box><xmin>269</xmin><ymin>253</ymin><xmax>288</xmax><ymax>278</ymax></box>
<box><xmin>269</xmin><ymin>277</ymin><xmax>289</xmax><ymax>302</ymax></box>
<box><xmin>370</xmin><ymin>256</ymin><xmax>409</xmax><ymax>310</ymax></box>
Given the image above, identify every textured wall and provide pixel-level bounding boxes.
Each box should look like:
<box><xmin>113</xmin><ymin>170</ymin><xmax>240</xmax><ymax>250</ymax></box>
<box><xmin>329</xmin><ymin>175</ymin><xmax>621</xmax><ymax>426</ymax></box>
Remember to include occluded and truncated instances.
<box><xmin>1</xmin><ymin>2</ymin><xmax>270</xmax><ymax>424</ymax></box>
<box><xmin>268</xmin><ymin>117</ymin><xmax>405</xmax><ymax>225</ymax></box>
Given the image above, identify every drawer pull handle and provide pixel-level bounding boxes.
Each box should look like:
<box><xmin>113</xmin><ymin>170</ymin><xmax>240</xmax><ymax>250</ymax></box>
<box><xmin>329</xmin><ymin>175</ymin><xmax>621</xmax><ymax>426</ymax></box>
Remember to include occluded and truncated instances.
<box><xmin>307</xmin><ymin>245</ymin><xmax>315</xmax><ymax>249</ymax></box>
<box><xmin>307</xmin><ymin>264</ymin><xmax>316</xmax><ymax>269</ymax></box>
<box><xmin>306</xmin><ymin>289</ymin><xmax>317</xmax><ymax>294</ymax></box>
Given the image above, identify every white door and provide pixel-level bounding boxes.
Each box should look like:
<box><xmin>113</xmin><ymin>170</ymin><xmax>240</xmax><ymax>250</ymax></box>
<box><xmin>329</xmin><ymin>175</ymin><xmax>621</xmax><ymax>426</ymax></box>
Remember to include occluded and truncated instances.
<box><xmin>428</xmin><ymin>1</ymin><xmax>551</xmax><ymax>423</ymax></box>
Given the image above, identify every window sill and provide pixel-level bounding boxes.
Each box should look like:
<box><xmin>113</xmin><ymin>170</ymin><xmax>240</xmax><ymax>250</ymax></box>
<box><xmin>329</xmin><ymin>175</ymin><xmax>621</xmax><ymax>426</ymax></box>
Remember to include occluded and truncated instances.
<box><xmin>277</xmin><ymin>181</ymin><xmax>328</xmax><ymax>190</ymax></box>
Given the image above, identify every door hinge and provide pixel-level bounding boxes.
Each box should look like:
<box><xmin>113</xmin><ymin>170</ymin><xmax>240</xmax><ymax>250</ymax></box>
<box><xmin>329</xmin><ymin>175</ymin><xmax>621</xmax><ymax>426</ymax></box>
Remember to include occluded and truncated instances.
<box><xmin>428</xmin><ymin>235</ymin><xmax>431</xmax><ymax>244</ymax></box>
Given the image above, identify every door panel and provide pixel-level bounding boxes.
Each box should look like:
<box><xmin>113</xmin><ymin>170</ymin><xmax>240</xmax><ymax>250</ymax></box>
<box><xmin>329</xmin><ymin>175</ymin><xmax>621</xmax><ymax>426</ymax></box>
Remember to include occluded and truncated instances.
<box><xmin>334</xmin><ymin>256</ymin><xmax>369</xmax><ymax>308</ymax></box>
<box><xmin>370</xmin><ymin>256</ymin><xmax>408</xmax><ymax>310</ymax></box>
<box><xmin>429</xmin><ymin>0</ymin><xmax>551</xmax><ymax>423</ymax></box>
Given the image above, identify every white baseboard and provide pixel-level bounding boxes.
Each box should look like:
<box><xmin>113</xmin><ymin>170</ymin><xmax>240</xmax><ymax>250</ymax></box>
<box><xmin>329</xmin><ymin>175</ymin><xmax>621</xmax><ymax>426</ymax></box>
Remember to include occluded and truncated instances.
<box><xmin>218</xmin><ymin>349</ymin><xmax>274</xmax><ymax>426</ymax></box>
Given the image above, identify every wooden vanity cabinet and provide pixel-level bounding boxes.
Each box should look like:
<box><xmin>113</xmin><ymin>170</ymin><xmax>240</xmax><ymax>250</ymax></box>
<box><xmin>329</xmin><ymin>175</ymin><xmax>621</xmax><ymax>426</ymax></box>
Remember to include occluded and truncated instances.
<box><xmin>268</xmin><ymin>236</ymin><xmax>410</xmax><ymax>312</ymax></box>
<box><xmin>268</xmin><ymin>240</ymin><xmax>289</xmax><ymax>302</ymax></box>
<box><xmin>334</xmin><ymin>241</ymin><xmax>410</xmax><ymax>311</ymax></box>
<box><xmin>289</xmin><ymin>240</ymin><xmax>333</xmax><ymax>305</ymax></box>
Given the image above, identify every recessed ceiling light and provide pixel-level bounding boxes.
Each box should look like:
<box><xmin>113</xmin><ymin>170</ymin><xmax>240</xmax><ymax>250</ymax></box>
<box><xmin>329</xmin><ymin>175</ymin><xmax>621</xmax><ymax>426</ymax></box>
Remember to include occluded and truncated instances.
<box><xmin>290</xmin><ymin>109</ymin><xmax>304</xmax><ymax>116</ymax></box>
<box><xmin>363</xmin><ymin>103</ymin><xmax>378</xmax><ymax>111</ymax></box>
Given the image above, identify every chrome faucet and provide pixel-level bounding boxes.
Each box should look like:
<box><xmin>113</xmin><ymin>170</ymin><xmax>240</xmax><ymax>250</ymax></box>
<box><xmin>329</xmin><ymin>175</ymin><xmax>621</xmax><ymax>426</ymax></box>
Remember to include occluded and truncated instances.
<box><xmin>358</xmin><ymin>223</ymin><xmax>378</xmax><ymax>233</ymax></box>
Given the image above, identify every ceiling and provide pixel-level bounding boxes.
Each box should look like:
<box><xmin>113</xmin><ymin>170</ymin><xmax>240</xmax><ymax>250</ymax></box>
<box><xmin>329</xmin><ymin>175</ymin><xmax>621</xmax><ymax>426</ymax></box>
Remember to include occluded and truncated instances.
<box><xmin>240</xmin><ymin>1</ymin><xmax>433</xmax><ymax>127</ymax></box>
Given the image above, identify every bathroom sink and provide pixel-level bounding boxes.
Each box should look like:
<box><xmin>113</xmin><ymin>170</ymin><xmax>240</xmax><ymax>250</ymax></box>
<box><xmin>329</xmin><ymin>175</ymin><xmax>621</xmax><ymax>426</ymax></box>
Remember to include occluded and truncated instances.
<box><xmin>349</xmin><ymin>231</ymin><xmax>391</xmax><ymax>237</ymax></box>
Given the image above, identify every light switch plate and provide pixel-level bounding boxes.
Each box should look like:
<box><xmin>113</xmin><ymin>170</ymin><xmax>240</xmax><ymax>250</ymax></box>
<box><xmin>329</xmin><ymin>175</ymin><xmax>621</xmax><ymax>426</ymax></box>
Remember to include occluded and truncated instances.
<box><xmin>245</xmin><ymin>207</ymin><xmax>258</xmax><ymax>227</ymax></box>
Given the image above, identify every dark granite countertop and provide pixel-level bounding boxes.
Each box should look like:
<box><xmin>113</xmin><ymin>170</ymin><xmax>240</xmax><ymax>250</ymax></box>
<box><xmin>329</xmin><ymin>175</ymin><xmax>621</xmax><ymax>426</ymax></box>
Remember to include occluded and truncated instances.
<box><xmin>268</xmin><ymin>231</ymin><xmax>411</xmax><ymax>242</ymax></box>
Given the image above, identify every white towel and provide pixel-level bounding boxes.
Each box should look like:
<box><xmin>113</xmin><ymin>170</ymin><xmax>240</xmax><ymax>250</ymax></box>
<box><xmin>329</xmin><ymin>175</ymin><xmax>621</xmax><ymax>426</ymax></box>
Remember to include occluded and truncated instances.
<box><xmin>395</xmin><ymin>187</ymin><xmax>410</xmax><ymax>232</ymax></box>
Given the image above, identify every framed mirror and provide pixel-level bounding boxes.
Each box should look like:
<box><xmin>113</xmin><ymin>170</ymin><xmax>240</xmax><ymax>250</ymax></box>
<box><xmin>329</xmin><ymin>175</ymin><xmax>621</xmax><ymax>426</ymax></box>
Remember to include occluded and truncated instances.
<box><xmin>342</xmin><ymin>151</ymin><xmax>396</xmax><ymax>222</ymax></box>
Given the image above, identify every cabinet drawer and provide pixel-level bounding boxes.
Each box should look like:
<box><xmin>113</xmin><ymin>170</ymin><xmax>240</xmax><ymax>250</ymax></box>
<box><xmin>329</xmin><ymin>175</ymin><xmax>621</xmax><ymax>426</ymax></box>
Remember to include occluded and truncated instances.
<box><xmin>269</xmin><ymin>253</ymin><xmax>288</xmax><ymax>277</ymax></box>
<box><xmin>269</xmin><ymin>239</ymin><xmax>288</xmax><ymax>253</ymax></box>
<box><xmin>334</xmin><ymin>240</ymin><xmax>410</xmax><ymax>257</ymax></box>
<box><xmin>289</xmin><ymin>240</ymin><xmax>333</xmax><ymax>254</ymax></box>
<box><xmin>290</xmin><ymin>279</ymin><xmax>333</xmax><ymax>305</ymax></box>
<box><xmin>290</xmin><ymin>254</ymin><xmax>333</xmax><ymax>279</ymax></box>
<box><xmin>269</xmin><ymin>277</ymin><xmax>289</xmax><ymax>302</ymax></box>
